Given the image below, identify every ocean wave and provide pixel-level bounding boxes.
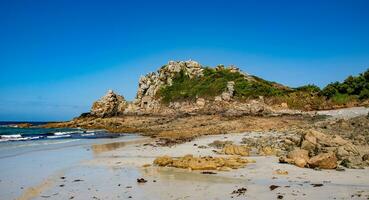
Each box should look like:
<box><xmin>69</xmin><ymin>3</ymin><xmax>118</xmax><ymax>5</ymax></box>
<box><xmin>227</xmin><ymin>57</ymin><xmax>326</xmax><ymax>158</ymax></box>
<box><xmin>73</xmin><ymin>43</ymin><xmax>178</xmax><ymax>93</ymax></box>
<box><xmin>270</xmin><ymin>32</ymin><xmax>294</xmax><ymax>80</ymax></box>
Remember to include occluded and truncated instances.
<box><xmin>53</xmin><ymin>130</ymin><xmax>83</xmax><ymax>135</ymax></box>
<box><xmin>1</xmin><ymin>134</ymin><xmax>22</xmax><ymax>138</ymax></box>
<box><xmin>47</xmin><ymin>134</ymin><xmax>71</xmax><ymax>139</ymax></box>
<box><xmin>81</xmin><ymin>133</ymin><xmax>95</xmax><ymax>137</ymax></box>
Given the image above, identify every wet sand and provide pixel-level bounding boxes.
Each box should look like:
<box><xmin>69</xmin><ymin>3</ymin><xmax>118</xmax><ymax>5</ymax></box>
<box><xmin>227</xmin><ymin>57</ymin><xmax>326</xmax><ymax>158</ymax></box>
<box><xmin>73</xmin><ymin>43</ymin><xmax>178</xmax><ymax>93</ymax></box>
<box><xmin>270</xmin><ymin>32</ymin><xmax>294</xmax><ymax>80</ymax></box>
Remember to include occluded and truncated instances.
<box><xmin>9</xmin><ymin>132</ymin><xmax>369</xmax><ymax>200</ymax></box>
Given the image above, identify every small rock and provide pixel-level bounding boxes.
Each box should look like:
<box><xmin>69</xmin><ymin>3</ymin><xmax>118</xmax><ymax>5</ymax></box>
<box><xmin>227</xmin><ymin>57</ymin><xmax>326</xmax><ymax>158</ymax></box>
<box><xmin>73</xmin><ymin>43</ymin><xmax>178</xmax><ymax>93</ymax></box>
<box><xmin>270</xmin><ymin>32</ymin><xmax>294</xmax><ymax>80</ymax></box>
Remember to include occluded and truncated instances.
<box><xmin>269</xmin><ymin>185</ymin><xmax>280</xmax><ymax>191</ymax></box>
<box><xmin>274</xmin><ymin>169</ymin><xmax>288</xmax><ymax>175</ymax></box>
<box><xmin>231</xmin><ymin>187</ymin><xmax>247</xmax><ymax>196</ymax></box>
<box><xmin>137</xmin><ymin>178</ymin><xmax>147</xmax><ymax>183</ymax></box>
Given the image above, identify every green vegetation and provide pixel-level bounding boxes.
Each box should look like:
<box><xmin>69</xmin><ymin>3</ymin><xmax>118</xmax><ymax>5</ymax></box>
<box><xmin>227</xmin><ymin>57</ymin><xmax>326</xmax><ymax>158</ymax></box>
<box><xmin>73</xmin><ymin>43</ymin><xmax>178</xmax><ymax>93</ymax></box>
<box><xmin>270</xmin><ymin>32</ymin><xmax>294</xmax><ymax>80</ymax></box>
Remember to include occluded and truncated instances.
<box><xmin>295</xmin><ymin>84</ymin><xmax>321</xmax><ymax>93</ymax></box>
<box><xmin>157</xmin><ymin>67</ymin><xmax>287</xmax><ymax>103</ymax></box>
<box><xmin>157</xmin><ymin>66</ymin><xmax>369</xmax><ymax>109</ymax></box>
<box><xmin>321</xmin><ymin>69</ymin><xmax>369</xmax><ymax>100</ymax></box>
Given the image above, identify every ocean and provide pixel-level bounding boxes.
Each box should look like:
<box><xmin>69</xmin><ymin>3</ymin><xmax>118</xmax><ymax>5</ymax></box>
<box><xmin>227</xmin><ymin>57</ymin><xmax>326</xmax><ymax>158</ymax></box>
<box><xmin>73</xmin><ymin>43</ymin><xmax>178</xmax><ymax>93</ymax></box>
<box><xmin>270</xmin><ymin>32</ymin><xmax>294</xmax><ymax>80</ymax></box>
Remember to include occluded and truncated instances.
<box><xmin>0</xmin><ymin>121</ymin><xmax>123</xmax><ymax>143</ymax></box>
<box><xmin>0</xmin><ymin>121</ymin><xmax>140</xmax><ymax>199</ymax></box>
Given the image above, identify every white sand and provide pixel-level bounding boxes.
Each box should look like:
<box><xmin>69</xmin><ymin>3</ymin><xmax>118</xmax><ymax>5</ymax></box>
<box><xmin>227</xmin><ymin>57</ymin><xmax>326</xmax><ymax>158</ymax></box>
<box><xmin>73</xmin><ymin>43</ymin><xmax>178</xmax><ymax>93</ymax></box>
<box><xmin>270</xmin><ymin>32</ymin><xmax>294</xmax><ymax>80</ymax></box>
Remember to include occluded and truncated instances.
<box><xmin>14</xmin><ymin>132</ymin><xmax>369</xmax><ymax>200</ymax></box>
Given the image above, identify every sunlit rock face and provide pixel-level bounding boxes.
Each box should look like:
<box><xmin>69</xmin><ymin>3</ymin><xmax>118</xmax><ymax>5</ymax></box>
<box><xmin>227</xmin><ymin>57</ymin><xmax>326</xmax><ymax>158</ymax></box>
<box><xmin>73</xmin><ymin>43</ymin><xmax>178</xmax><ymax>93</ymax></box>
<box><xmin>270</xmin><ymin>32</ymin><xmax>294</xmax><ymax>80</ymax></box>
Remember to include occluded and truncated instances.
<box><xmin>90</xmin><ymin>90</ymin><xmax>127</xmax><ymax>117</ymax></box>
<box><xmin>135</xmin><ymin>60</ymin><xmax>204</xmax><ymax>110</ymax></box>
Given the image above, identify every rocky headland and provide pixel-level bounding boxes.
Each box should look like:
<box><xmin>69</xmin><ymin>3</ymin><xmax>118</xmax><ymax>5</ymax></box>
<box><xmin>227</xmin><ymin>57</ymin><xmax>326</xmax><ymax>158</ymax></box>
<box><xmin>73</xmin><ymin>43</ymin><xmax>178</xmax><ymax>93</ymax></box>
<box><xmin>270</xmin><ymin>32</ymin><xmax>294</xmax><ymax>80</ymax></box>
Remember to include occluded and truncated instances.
<box><xmin>45</xmin><ymin>60</ymin><xmax>369</xmax><ymax>170</ymax></box>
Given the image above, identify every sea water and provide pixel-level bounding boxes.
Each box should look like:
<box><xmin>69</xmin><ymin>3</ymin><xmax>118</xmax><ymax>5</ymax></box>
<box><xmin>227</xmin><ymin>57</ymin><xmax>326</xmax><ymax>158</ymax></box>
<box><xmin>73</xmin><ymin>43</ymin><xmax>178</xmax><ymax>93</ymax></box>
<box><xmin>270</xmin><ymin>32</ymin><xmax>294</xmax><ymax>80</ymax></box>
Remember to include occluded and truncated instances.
<box><xmin>0</xmin><ymin>121</ymin><xmax>139</xmax><ymax>199</ymax></box>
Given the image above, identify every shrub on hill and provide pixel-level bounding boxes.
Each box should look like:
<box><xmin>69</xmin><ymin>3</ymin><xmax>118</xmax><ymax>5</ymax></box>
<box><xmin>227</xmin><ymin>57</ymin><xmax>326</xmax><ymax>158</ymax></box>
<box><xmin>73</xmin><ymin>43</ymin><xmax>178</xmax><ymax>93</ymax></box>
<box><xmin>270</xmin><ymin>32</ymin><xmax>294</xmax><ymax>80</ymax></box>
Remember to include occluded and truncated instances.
<box><xmin>321</xmin><ymin>69</ymin><xmax>369</xmax><ymax>100</ymax></box>
<box><xmin>157</xmin><ymin>67</ymin><xmax>287</xmax><ymax>103</ymax></box>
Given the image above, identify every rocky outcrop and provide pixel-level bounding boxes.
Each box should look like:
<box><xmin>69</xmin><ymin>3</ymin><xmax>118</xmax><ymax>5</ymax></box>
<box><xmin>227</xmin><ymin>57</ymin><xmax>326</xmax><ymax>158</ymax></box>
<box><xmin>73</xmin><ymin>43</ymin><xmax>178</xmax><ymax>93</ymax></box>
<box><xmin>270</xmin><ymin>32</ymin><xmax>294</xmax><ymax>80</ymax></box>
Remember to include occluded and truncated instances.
<box><xmin>135</xmin><ymin>60</ymin><xmax>203</xmax><ymax>111</ymax></box>
<box><xmin>279</xmin><ymin>129</ymin><xmax>366</xmax><ymax>169</ymax></box>
<box><xmin>221</xmin><ymin>144</ymin><xmax>250</xmax><ymax>156</ymax></box>
<box><xmin>279</xmin><ymin>149</ymin><xmax>309</xmax><ymax>168</ymax></box>
<box><xmin>217</xmin><ymin>81</ymin><xmax>235</xmax><ymax>101</ymax></box>
<box><xmin>153</xmin><ymin>154</ymin><xmax>254</xmax><ymax>171</ymax></box>
<box><xmin>90</xmin><ymin>90</ymin><xmax>127</xmax><ymax>117</ymax></box>
<box><xmin>86</xmin><ymin>60</ymin><xmax>284</xmax><ymax>116</ymax></box>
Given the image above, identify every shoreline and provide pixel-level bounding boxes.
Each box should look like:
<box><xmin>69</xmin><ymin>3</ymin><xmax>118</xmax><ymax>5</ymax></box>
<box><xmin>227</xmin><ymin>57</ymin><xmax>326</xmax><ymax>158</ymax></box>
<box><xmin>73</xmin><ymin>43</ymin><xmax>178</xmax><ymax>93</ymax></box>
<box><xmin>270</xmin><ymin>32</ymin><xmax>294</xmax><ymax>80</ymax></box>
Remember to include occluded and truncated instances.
<box><xmin>1</xmin><ymin>107</ymin><xmax>368</xmax><ymax>199</ymax></box>
<box><xmin>13</xmin><ymin>132</ymin><xmax>369</xmax><ymax>200</ymax></box>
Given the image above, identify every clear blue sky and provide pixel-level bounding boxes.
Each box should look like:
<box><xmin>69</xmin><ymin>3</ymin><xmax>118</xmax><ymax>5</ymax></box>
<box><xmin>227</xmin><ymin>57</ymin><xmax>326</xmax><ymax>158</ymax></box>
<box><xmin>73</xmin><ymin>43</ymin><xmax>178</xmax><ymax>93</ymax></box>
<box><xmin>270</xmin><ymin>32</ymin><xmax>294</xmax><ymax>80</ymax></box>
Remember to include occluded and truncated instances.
<box><xmin>0</xmin><ymin>0</ymin><xmax>369</xmax><ymax>121</ymax></box>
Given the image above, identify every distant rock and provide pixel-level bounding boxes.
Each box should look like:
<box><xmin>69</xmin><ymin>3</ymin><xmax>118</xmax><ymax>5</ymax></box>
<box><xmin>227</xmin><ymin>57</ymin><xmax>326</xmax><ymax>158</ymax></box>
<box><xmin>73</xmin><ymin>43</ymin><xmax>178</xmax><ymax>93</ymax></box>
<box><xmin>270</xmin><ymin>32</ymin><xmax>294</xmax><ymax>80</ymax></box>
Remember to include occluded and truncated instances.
<box><xmin>90</xmin><ymin>90</ymin><xmax>127</xmax><ymax>117</ymax></box>
<box><xmin>15</xmin><ymin>123</ymin><xmax>33</xmax><ymax>128</ymax></box>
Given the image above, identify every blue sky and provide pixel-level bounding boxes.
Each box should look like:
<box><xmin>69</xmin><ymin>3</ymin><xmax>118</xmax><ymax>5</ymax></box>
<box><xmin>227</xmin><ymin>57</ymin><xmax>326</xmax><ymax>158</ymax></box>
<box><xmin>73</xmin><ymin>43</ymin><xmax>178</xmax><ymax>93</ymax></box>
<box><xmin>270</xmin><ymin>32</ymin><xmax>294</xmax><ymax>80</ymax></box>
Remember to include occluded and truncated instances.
<box><xmin>0</xmin><ymin>0</ymin><xmax>369</xmax><ymax>121</ymax></box>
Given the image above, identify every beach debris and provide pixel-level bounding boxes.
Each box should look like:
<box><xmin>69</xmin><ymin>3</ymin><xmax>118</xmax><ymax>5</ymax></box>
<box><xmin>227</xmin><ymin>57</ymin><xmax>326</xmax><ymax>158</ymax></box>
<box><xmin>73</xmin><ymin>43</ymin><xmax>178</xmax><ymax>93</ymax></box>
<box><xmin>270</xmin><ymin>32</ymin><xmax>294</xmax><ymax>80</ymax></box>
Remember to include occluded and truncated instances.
<box><xmin>153</xmin><ymin>154</ymin><xmax>253</xmax><ymax>171</ymax></box>
<box><xmin>72</xmin><ymin>179</ymin><xmax>83</xmax><ymax>182</ymax></box>
<box><xmin>277</xmin><ymin>195</ymin><xmax>284</xmax><ymax>199</ymax></box>
<box><xmin>201</xmin><ymin>171</ymin><xmax>217</xmax><ymax>174</ymax></box>
<box><xmin>142</xmin><ymin>164</ymin><xmax>151</xmax><ymax>167</ymax></box>
<box><xmin>311</xmin><ymin>183</ymin><xmax>324</xmax><ymax>187</ymax></box>
<box><xmin>60</xmin><ymin>176</ymin><xmax>66</xmax><ymax>180</ymax></box>
<box><xmin>269</xmin><ymin>185</ymin><xmax>280</xmax><ymax>191</ymax></box>
<box><xmin>274</xmin><ymin>169</ymin><xmax>288</xmax><ymax>175</ymax></box>
<box><xmin>137</xmin><ymin>178</ymin><xmax>147</xmax><ymax>183</ymax></box>
<box><xmin>231</xmin><ymin>187</ymin><xmax>247</xmax><ymax>196</ymax></box>
<box><xmin>59</xmin><ymin>184</ymin><xmax>65</xmax><ymax>187</ymax></box>
<box><xmin>222</xmin><ymin>144</ymin><xmax>250</xmax><ymax>156</ymax></box>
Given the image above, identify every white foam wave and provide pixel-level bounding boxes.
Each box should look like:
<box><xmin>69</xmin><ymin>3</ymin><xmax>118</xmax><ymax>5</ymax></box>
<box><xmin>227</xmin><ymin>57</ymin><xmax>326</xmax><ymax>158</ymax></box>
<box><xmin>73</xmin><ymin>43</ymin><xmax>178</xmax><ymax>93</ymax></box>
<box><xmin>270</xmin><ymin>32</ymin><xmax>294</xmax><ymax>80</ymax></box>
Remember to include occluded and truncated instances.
<box><xmin>1</xmin><ymin>134</ymin><xmax>22</xmax><ymax>138</ymax></box>
<box><xmin>53</xmin><ymin>131</ymin><xmax>83</xmax><ymax>135</ymax></box>
<box><xmin>47</xmin><ymin>134</ymin><xmax>71</xmax><ymax>139</ymax></box>
<box><xmin>81</xmin><ymin>133</ymin><xmax>95</xmax><ymax>137</ymax></box>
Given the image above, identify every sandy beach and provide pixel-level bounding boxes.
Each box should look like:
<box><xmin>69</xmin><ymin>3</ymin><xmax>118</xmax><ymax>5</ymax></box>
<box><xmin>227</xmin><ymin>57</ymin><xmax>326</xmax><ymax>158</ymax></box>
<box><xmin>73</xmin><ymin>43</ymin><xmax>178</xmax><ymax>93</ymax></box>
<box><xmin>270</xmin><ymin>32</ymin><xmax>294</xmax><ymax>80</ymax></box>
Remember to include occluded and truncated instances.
<box><xmin>3</xmin><ymin>130</ymin><xmax>367</xmax><ymax>200</ymax></box>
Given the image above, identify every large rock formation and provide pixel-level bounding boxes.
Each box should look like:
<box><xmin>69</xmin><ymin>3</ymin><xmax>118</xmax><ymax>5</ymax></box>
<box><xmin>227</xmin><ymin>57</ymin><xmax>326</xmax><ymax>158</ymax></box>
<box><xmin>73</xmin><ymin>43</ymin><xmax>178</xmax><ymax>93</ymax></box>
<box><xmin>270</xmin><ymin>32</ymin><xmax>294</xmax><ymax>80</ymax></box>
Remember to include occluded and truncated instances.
<box><xmin>135</xmin><ymin>60</ymin><xmax>204</xmax><ymax>110</ymax></box>
<box><xmin>90</xmin><ymin>90</ymin><xmax>127</xmax><ymax>117</ymax></box>
<box><xmin>86</xmin><ymin>60</ymin><xmax>277</xmax><ymax>116</ymax></box>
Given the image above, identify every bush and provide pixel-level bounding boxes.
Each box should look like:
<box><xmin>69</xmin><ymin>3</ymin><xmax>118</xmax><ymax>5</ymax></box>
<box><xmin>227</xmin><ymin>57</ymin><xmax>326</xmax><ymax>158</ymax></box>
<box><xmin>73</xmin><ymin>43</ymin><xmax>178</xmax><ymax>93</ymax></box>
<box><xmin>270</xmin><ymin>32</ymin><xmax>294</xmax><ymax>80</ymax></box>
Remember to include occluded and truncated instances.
<box><xmin>295</xmin><ymin>84</ymin><xmax>321</xmax><ymax>93</ymax></box>
<box><xmin>321</xmin><ymin>69</ymin><xmax>369</xmax><ymax>100</ymax></box>
<box><xmin>157</xmin><ymin>67</ymin><xmax>287</xmax><ymax>103</ymax></box>
<box><xmin>330</xmin><ymin>93</ymin><xmax>357</xmax><ymax>105</ymax></box>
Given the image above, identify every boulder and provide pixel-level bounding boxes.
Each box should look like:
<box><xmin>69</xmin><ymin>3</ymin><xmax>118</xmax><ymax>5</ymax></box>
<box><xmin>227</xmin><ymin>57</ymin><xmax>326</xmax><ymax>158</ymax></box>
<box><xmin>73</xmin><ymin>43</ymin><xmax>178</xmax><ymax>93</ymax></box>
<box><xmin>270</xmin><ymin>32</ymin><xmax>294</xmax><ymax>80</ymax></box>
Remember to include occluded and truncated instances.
<box><xmin>222</xmin><ymin>145</ymin><xmax>250</xmax><ymax>156</ymax></box>
<box><xmin>287</xmin><ymin>149</ymin><xmax>309</xmax><ymax>161</ymax></box>
<box><xmin>153</xmin><ymin>155</ymin><xmax>251</xmax><ymax>171</ymax></box>
<box><xmin>221</xmin><ymin>81</ymin><xmax>235</xmax><ymax>101</ymax></box>
<box><xmin>90</xmin><ymin>90</ymin><xmax>127</xmax><ymax>117</ymax></box>
<box><xmin>308</xmin><ymin>152</ymin><xmax>337</xmax><ymax>169</ymax></box>
<box><xmin>279</xmin><ymin>149</ymin><xmax>309</xmax><ymax>168</ymax></box>
<box><xmin>196</xmin><ymin>98</ymin><xmax>206</xmax><ymax>107</ymax></box>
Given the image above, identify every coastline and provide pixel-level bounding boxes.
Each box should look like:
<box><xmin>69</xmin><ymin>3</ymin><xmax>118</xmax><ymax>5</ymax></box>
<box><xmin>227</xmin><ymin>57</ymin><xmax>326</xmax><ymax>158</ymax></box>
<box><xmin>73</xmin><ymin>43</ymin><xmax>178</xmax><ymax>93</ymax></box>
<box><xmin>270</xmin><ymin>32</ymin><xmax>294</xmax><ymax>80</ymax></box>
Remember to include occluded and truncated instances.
<box><xmin>1</xmin><ymin>107</ymin><xmax>368</xmax><ymax>199</ymax></box>
<box><xmin>10</xmin><ymin>132</ymin><xmax>369</xmax><ymax>200</ymax></box>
